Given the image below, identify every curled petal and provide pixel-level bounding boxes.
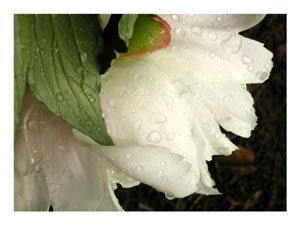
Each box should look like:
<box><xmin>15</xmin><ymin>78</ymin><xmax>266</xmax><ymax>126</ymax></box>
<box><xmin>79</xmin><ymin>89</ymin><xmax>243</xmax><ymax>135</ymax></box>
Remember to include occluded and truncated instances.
<box><xmin>97</xmin><ymin>145</ymin><xmax>199</xmax><ymax>198</ymax></box>
<box><xmin>160</xmin><ymin>14</ymin><xmax>265</xmax><ymax>32</ymax></box>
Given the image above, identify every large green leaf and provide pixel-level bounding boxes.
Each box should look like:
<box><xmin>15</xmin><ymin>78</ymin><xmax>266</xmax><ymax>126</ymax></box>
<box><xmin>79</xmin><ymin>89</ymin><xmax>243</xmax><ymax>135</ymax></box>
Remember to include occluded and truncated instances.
<box><xmin>14</xmin><ymin>15</ymin><xmax>35</xmax><ymax>136</ymax></box>
<box><xmin>27</xmin><ymin>14</ymin><xmax>112</xmax><ymax>145</ymax></box>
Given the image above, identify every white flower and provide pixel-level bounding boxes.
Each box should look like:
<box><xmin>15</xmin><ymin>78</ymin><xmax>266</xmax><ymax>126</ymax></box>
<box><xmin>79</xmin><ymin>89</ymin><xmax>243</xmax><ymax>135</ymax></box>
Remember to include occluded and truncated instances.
<box><xmin>99</xmin><ymin>14</ymin><xmax>273</xmax><ymax>198</ymax></box>
<box><xmin>14</xmin><ymin>14</ymin><xmax>273</xmax><ymax>211</ymax></box>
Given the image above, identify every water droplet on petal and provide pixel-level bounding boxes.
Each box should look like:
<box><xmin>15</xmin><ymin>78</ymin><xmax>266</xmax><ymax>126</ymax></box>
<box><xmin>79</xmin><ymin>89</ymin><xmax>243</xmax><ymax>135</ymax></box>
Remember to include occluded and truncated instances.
<box><xmin>165</xmin><ymin>194</ymin><xmax>175</xmax><ymax>200</ymax></box>
<box><xmin>247</xmin><ymin>65</ymin><xmax>254</xmax><ymax>72</ymax></box>
<box><xmin>108</xmin><ymin>100</ymin><xmax>116</xmax><ymax>107</ymax></box>
<box><xmin>172</xmin><ymin>46</ymin><xmax>179</xmax><ymax>52</ymax></box>
<box><xmin>223</xmin><ymin>96</ymin><xmax>229</xmax><ymax>102</ymax></box>
<box><xmin>166</xmin><ymin>131</ymin><xmax>175</xmax><ymax>140</ymax></box>
<box><xmin>48</xmin><ymin>183</ymin><xmax>59</xmax><ymax>192</ymax></box>
<box><xmin>175</xmin><ymin>28</ymin><xmax>186</xmax><ymax>38</ymax></box>
<box><xmin>209</xmin><ymin>52</ymin><xmax>215</xmax><ymax>59</ymax></box>
<box><xmin>172</xmin><ymin>15</ymin><xmax>179</xmax><ymax>21</ymax></box>
<box><xmin>256</xmin><ymin>71</ymin><xmax>269</xmax><ymax>81</ymax></box>
<box><xmin>221</xmin><ymin>34</ymin><xmax>242</xmax><ymax>54</ymax></box>
<box><xmin>242</xmin><ymin>55</ymin><xmax>254</xmax><ymax>64</ymax></box>
<box><xmin>28</xmin><ymin>121</ymin><xmax>39</xmax><ymax>131</ymax></box>
<box><xmin>191</xmin><ymin>27</ymin><xmax>202</xmax><ymax>36</ymax></box>
<box><xmin>149</xmin><ymin>112</ymin><xmax>167</xmax><ymax>124</ymax></box>
<box><xmin>126</xmin><ymin>153</ymin><xmax>132</xmax><ymax>159</ymax></box>
<box><xmin>136</xmin><ymin>165</ymin><xmax>144</xmax><ymax>172</ymax></box>
<box><xmin>207</xmin><ymin>31</ymin><xmax>217</xmax><ymax>41</ymax></box>
<box><xmin>160</xmin><ymin>161</ymin><xmax>166</xmax><ymax>166</ymax></box>
<box><xmin>216</xmin><ymin>16</ymin><xmax>223</xmax><ymax>21</ymax></box>
<box><xmin>147</xmin><ymin>130</ymin><xmax>162</xmax><ymax>143</ymax></box>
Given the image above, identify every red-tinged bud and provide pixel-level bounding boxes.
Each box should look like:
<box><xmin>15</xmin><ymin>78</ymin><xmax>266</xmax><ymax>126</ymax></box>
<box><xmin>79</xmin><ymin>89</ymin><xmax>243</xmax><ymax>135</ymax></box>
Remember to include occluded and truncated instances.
<box><xmin>124</xmin><ymin>14</ymin><xmax>171</xmax><ymax>57</ymax></box>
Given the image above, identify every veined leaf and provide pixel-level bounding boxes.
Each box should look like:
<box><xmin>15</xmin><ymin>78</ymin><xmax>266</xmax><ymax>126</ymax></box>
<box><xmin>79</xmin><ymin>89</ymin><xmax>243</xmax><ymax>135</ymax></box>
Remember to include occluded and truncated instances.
<box><xmin>27</xmin><ymin>14</ymin><xmax>112</xmax><ymax>145</ymax></box>
<box><xmin>14</xmin><ymin>15</ymin><xmax>35</xmax><ymax>136</ymax></box>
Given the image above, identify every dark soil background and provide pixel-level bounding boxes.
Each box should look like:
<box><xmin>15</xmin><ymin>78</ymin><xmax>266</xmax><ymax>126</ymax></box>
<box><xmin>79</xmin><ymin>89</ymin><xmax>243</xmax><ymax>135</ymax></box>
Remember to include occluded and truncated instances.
<box><xmin>114</xmin><ymin>14</ymin><xmax>287</xmax><ymax>211</ymax></box>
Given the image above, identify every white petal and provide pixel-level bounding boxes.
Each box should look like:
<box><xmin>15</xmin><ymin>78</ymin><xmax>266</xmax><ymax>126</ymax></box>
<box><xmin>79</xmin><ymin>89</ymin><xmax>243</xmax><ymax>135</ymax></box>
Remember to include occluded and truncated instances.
<box><xmin>14</xmin><ymin>94</ymin><xmax>50</xmax><ymax>211</ymax></box>
<box><xmin>160</xmin><ymin>14</ymin><xmax>265</xmax><ymax>32</ymax></box>
<box><xmin>150</xmin><ymin>30</ymin><xmax>273</xmax><ymax>85</ymax></box>
<box><xmin>101</xmin><ymin>57</ymin><xmax>226</xmax><ymax>196</ymax></box>
<box><xmin>97</xmin><ymin>145</ymin><xmax>198</xmax><ymax>198</ymax></box>
<box><xmin>15</xmin><ymin>91</ymin><xmax>122</xmax><ymax>211</ymax></box>
<box><xmin>14</xmin><ymin>168</ymin><xmax>50</xmax><ymax>211</ymax></box>
<box><xmin>73</xmin><ymin>128</ymin><xmax>140</xmax><ymax>190</ymax></box>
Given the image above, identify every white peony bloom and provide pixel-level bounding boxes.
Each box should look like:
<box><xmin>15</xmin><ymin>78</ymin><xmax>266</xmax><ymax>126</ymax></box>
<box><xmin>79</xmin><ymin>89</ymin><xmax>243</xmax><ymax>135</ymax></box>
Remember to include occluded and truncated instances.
<box><xmin>99</xmin><ymin>14</ymin><xmax>273</xmax><ymax>198</ymax></box>
<box><xmin>14</xmin><ymin>14</ymin><xmax>273</xmax><ymax>211</ymax></box>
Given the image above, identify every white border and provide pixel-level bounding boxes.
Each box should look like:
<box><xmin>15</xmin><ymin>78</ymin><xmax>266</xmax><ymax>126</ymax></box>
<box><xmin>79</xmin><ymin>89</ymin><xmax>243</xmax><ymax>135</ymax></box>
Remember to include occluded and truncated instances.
<box><xmin>1</xmin><ymin>0</ymin><xmax>296</xmax><ymax>225</ymax></box>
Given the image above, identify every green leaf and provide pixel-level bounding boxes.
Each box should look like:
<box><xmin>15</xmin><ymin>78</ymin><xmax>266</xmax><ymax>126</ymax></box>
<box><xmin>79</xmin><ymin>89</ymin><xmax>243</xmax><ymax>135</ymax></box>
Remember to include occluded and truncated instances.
<box><xmin>14</xmin><ymin>15</ymin><xmax>35</xmax><ymax>136</ymax></box>
<box><xmin>98</xmin><ymin>14</ymin><xmax>138</xmax><ymax>74</ymax></box>
<box><xmin>27</xmin><ymin>14</ymin><xmax>112</xmax><ymax>145</ymax></box>
<box><xmin>118</xmin><ymin>14</ymin><xmax>138</xmax><ymax>46</ymax></box>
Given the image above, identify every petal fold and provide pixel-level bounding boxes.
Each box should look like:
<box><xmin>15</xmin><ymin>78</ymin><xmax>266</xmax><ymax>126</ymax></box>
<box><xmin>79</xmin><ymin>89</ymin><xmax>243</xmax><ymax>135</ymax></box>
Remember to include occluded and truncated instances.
<box><xmin>15</xmin><ymin>90</ymin><xmax>122</xmax><ymax>211</ymax></box>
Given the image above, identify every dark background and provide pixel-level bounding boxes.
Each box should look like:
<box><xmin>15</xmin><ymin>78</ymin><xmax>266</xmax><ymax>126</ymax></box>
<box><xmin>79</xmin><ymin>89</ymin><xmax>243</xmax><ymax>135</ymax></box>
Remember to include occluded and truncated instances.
<box><xmin>115</xmin><ymin>14</ymin><xmax>287</xmax><ymax>211</ymax></box>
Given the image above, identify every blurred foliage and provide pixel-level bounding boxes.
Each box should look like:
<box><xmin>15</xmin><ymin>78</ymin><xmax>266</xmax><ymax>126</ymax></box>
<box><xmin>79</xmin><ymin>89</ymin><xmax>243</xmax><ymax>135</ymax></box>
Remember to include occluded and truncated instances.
<box><xmin>115</xmin><ymin>14</ymin><xmax>286</xmax><ymax>211</ymax></box>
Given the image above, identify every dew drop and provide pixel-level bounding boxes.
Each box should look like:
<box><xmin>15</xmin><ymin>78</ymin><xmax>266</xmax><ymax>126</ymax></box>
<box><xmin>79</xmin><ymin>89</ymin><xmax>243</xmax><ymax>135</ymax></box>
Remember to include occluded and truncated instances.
<box><xmin>207</xmin><ymin>31</ymin><xmax>217</xmax><ymax>41</ymax></box>
<box><xmin>149</xmin><ymin>112</ymin><xmax>167</xmax><ymax>124</ymax></box>
<box><xmin>136</xmin><ymin>165</ymin><xmax>144</xmax><ymax>172</ymax></box>
<box><xmin>256</xmin><ymin>71</ymin><xmax>269</xmax><ymax>81</ymax></box>
<box><xmin>166</xmin><ymin>131</ymin><xmax>175</xmax><ymax>141</ymax></box>
<box><xmin>87</xmin><ymin>95</ymin><xmax>95</xmax><ymax>103</ymax></box>
<box><xmin>247</xmin><ymin>65</ymin><xmax>254</xmax><ymax>72</ymax></box>
<box><xmin>241</xmin><ymin>55</ymin><xmax>254</xmax><ymax>64</ymax></box>
<box><xmin>48</xmin><ymin>183</ymin><xmax>59</xmax><ymax>192</ymax></box>
<box><xmin>30</xmin><ymin>157</ymin><xmax>35</xmax><ymax>164</ymax></box>
<box><xmin>76</xmin><ymin>66</ymin><xmax>83</xmax><ymax>74</ymax></box>
<box><xmin>209</xmin><ymin>52</ymin><xmax>215</xmax><ymax>59</ymax></box>
<box><xmin>80</xmin><ymin>51</ymin><xmax>87</xmax><ymax>62</ymax></box>
<box><xmin>165</xmin><ymin>194</ymin><xmax>175</xmax><ymax>200</ymax></box>
<box><xmin>191</xmin><ymin>27</ymin><xmax>202</xmax><ymax>36</ymax></box>
<box><xmin>56</xmin><ymin>92</ymin><xmax>64</xmax><ymax>102</ymax></box>
<box><xmin>216</xmin><ymin>16</ymin><xmax>223</xmax><ymax>21</ymax></box>
<box><xmin>221</xmin><ymin>34</ymin><xmax>242</xmax><ymax>54</ymax></box>
<box><xmin>172</xmin><ymin>15</ymin><xmax>179</xmax><ymax>21</ymax></box>
<box><xmin>147</xmin><ymin>130</ymin><xmax>162</xmax><ymax>143</ymax></box>
<box><xmin>223</xmin><ymin>96</ymin><xmax>229</xmax><ymax>102</ymax></box>
<box><xmin>172</xmin><ymin>46</ymin><xmax>179</xmax><ymax>52</ymax></box>
<box><xmin>108</xmin><ymin>100</ymin><xmax>116</xmax><ymax>107</ymax></box>
<box><xmin>126</xmin><ymin>153</ymin><xmax>132</xmax><ymax>159</ymax></box>
<box><xmin>28</xmin><ymin>121</ymin><xmax>39</xmax><ymax>131</ymax></box>
<box><xmin>175</xmin><ymin>28</ymin><xmax>186</xmax><ymax>38</ymax></box>
<box><xmin>160</xmin><ymin>161</ymin><xmax>166</xmax><ymax>166</ymax></box>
